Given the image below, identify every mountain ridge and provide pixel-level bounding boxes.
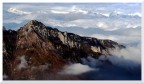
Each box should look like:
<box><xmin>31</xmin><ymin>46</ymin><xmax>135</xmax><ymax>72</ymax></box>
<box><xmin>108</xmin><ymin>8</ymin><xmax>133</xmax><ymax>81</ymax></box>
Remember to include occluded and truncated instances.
<box><xmin>3</xmin><ymin>20</ymin><xmax>125</xmax><ymax>80</ymax></box>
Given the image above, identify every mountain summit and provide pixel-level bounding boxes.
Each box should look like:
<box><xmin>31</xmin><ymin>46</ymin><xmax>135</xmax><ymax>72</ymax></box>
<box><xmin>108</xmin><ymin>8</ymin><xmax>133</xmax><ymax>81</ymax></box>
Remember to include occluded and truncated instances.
<box><xmin>3</xmin><ymin>20</ymin><xmax>125</xmax><ymax>80</ymax></box>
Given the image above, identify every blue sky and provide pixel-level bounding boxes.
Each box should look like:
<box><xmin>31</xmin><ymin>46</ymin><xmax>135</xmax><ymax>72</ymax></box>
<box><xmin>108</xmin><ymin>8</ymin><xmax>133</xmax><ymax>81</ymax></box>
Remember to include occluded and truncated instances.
<box><xmin>3</xmin><ymin>3</ymin><xmax>141</xmax><ymax>45</ymax></box>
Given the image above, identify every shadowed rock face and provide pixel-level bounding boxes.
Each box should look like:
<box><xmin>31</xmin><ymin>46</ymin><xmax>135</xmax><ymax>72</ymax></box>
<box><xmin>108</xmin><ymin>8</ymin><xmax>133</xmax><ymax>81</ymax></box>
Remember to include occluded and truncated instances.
<box><xmin>3</xmin><ymin>20</ymin><xmax>125</xmax><ymax>80</ymax></box>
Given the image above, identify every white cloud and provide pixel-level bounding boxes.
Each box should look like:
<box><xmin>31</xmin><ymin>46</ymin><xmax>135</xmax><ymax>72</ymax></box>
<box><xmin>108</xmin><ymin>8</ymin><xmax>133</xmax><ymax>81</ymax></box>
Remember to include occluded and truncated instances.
<box><xmin>90</xmin><ymin>33</ymin><xmax>140</xmax><ymax>44</ymax></box>
<box><xmin>45</xmin><ymin>18</ymin><xmax>140</xmax><ymax>31</ymax></box>
<box><xmin>91</xmin><ymin>34</ymin><xmax>118</xmax><ymax>41</ymax></box>
<box><xmin>101</xmin><ymin>13</ymin><xmax>110</xmax><ymax>17</ymax></box>
<box><xmin>51</xmin><ymin>6</ymin><xmax>68</xmax><ymax>10</ymax></box>
<box><xmin>70</xmin><ymin>5</ymin><xmax>88</xmax><ymax>14</ymax></box>
<box><xmin>96</xmin><ymin>22</ymin><xmax>108</xmax><ymax>29</ymax></box>
<box><xmin>3</xmin><ymin>3</ymin><xmax>141</xmax><ymax>46</ymax></box>
<box><xmin>4</xmin><ymin>4</ymin><xmax>141</xmax><ymax>32</ymax></box>
<box><xmin>50</xmin><ymin>10</ymin><xmax>69</xmax><ymax>14</ymax></box>
<box><xmin>17</xmin><ymin>56</ymin><xmax>28</xmax><ymax>70</ymax></box>
<box><xmin>126</xmin><ymin>24</ymin><xmax>140</xmax><ymax>29</ymax></box>
<box><xmin>31</xmin><ymin>64</ymin><xmax>50</xmax><ymax>71</ymax></box>
<box><xmin>82</xmin><ymin>56</ymin><xmax>103</xmax><ymax>68</ymax></box>
<box><xmin>50</xmin><ymin>5</ymin><xmax>88</xmax><ymax>15</ymax></box>
<box><xmin>128</xmin><ymin>12</ymin><xmax>141</xmax><ymax>17</ymax></box>
<box><xmin>3</xmin><ymin>74</ymin><xmax>8</xmax><ymax>79</ymax></box>
<box><xmin>7</xmin><ymin>7</ymin><xmax>32</xmax><ymax>15</ymax></box>
<box><xmin>59</xmin><ymin>63</ymin><xmax>95</xmax><ymax>75</ymax></box>
<box><xmin>109</xmin><ymin>44</ymin><xmax>141</xmax><ymax>64</ymax></box>
<box><xmin>4</xmin><ymin>13</ymin><xmax>37</xmax><ymax>24</ymax></box>
<box><xmin>106</xmin><ymin>43</ymin><xmax>141</xmax><ymax>72</ymax></box>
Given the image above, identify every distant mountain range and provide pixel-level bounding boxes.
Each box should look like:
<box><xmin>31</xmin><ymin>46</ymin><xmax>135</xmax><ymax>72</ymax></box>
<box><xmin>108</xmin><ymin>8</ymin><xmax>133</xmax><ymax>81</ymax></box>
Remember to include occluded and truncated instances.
<box><xmin>3</xmin><ymin>20</ymin><xmax>125</xmax><ymax>80</ymax></box>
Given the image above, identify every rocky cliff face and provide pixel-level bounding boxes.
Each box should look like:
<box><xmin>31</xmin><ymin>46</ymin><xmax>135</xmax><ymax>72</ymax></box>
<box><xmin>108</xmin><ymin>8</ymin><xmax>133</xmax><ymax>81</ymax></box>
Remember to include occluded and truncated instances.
<box><xmin>3</xmin><ymin>20</ymin><xmax>125</xmax><ymax>80</ymax></box>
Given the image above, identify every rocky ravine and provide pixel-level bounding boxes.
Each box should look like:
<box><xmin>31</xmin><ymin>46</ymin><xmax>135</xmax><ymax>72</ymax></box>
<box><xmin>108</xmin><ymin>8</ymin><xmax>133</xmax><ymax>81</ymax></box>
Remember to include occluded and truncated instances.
<box><xmin>3</xmin><ymin>20</ymin><xmax>125</xmax><ymax>80</ymax></box>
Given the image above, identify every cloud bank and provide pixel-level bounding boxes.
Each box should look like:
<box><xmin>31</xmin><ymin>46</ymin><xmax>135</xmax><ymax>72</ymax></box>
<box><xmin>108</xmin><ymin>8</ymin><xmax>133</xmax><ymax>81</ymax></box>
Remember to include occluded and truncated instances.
<box><xmin>108</xmin><ymin>44</ymin><xmax>141</xmax><ymax>69</ymax></box>
<box><xmin>59</xmin><ymin>63</ymin><xmax>95</xmax><ymax>75</ymax></box>
<box><xmin>3</xmin><ymin>3</ymin><xmax>140</xmax><ymax>47</ymax></box>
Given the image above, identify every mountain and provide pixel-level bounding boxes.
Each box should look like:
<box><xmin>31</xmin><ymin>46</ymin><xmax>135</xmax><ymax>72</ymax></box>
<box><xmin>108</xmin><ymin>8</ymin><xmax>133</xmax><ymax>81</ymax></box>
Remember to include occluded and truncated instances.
<box><xmin>3</xmin><ymin>20</ymin><xmax>125</xmax><ymax>80</ymax></box>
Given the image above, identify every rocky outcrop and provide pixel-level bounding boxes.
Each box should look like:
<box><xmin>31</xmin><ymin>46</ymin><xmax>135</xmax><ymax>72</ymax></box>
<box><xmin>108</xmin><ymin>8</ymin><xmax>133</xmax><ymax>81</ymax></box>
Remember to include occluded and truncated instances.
<box><xmin>3</xmin><ymin>20</ymin><xmax>125</xmax><ymax>80</ymax></box>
